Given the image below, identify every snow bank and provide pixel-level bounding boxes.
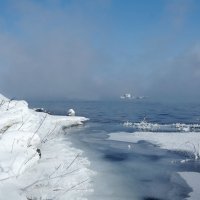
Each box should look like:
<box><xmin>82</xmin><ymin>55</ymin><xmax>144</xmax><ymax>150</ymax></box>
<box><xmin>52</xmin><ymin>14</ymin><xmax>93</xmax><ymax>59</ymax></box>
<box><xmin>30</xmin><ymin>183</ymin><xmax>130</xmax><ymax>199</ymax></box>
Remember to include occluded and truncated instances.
<box><xmin>0</xmin><ymin>94</ymin><xmax>93</xmax><ymax>200</ymax></box>
<box><xmin>0</xmin><ymin>94</ymin><xmax>8</xmax><ymax>101</ymax></box>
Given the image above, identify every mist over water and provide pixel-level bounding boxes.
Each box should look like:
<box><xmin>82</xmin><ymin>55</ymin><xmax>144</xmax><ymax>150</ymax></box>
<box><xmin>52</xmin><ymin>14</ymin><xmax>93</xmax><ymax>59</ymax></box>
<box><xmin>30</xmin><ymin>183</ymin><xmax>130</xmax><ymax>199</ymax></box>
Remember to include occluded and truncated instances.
<box><xmin>1</xmin><ymin>1</ymin><xmax>200</xmax><ymax>199</ymax></box>
<box><xmin>29</xmin><ymin>100</ymin><xmax>200</xmax><ymax>199</ymax></box>
<box><xmin>1</xmin><ymin>1</ymin><xmax>200</xmax><ymax>102</ymax></box>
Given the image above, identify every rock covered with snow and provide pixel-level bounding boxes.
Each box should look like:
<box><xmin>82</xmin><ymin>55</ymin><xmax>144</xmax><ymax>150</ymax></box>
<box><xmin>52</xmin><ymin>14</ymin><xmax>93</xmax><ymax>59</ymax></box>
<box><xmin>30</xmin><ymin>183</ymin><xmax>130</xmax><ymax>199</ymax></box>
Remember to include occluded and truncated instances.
<box><xmin>0</xmin><ymin>93</ymin><xmax>92</xmax><ymax>200</ymax></box>
<box><xmin>67</xmin><ymin>108</ymin><xmax>75</xmax><ymax>116</ymax></box>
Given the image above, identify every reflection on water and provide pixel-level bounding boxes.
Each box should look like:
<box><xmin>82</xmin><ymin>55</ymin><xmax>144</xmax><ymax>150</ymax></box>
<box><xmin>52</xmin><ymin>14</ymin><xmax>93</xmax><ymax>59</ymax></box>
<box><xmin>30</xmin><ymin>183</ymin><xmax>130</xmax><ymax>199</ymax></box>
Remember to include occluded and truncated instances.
<box><xmin>29</xmin><ymin>100</ymin><xmax>200</xmax><ymax>199</ymax></box>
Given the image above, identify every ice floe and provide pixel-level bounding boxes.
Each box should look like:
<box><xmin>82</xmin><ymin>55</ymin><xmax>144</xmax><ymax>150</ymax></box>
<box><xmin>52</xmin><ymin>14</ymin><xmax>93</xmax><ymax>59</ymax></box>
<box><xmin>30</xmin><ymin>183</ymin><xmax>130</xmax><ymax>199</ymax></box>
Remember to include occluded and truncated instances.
<box><xmin>109</xmin><ymin>131</ymin><xmax>200</xmax><ymax>160</ymax></box>
<box><xmin>108</xmin><ymin>130</ymin><xmax>200</xmax><ymax>199</ymax></box>
<box><xmin>123</xmin><ymin>120</ymin><xmax>200</xmax><ymax>132</ymax></box>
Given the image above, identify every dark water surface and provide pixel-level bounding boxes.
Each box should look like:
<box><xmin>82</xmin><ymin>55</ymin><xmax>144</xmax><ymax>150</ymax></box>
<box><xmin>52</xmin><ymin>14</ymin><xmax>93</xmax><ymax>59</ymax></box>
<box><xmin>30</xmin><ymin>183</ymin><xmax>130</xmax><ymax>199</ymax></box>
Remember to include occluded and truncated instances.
<box><xmin>29</xmin><ymin>100</ymin><xmax>200</xmax><ymax>200</ymax></box>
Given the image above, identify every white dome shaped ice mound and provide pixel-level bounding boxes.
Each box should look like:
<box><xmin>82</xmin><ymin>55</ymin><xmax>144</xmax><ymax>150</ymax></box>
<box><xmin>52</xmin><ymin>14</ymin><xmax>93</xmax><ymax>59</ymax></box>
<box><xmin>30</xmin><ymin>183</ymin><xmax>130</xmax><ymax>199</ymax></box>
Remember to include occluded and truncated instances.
<box><xmin>67</xmin><ymin>108</ymin><xmax>75</xmax><ymax>116</ymax></box>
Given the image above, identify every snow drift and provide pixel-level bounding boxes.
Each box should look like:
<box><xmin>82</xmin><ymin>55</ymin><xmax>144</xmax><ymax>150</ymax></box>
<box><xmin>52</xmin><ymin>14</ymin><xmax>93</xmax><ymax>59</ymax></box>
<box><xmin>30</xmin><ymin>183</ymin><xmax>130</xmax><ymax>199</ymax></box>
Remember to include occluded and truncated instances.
<box><xmin>0</xmin><ymin>94</ymin><xmax>93</xmax><ymax>200</ymax></box>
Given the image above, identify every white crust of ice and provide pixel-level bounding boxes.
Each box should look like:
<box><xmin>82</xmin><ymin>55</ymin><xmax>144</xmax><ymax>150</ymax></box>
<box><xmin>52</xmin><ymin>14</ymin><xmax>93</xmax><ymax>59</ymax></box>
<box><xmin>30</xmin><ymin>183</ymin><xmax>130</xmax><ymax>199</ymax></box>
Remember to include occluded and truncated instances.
<box><xmin>109</xmin><ymin>131</ymin><xmax>200</xmax><ymax>159</ymax></box>
<box><xmin>108</xmin><ymin>131</ymin><xmax>200</xmax><ymax>199</ymax></box>
<box><xmin>178</xmin><ymin>172</ymin><xmax>200</xmax><ymax>200</ymax></box>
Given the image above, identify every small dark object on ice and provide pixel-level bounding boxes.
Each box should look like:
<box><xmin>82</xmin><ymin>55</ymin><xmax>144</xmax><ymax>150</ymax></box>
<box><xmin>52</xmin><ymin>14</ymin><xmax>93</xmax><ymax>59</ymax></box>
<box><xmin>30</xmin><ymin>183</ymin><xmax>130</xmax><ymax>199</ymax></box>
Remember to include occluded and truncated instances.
<box><xmin>34</xmin><ymin>108</ymin><xmax>51</xmax><ymax>114</ymax></box>
<box><xmin>36</xmin><ymin>148</ymin><xmax>41</xmax><ymax>158</ymax></box>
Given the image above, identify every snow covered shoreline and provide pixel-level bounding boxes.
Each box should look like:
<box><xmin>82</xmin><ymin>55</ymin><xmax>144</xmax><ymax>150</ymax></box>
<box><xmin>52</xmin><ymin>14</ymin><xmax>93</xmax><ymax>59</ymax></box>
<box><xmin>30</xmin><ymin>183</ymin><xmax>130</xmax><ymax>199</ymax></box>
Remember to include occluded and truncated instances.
<box><xmin>0</xmin><ymin>94</ymin><xmax>93</xmax><ymax>200</ymax></box>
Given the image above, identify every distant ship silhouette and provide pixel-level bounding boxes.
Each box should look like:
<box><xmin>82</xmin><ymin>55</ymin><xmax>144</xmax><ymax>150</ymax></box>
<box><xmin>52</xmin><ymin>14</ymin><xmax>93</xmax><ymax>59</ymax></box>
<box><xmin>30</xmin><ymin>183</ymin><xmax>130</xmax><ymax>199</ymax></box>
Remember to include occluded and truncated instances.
<box><xmin>120</xmin><ymin>93</ymin><xmax>147</xmax><ymax>100</ymax></box>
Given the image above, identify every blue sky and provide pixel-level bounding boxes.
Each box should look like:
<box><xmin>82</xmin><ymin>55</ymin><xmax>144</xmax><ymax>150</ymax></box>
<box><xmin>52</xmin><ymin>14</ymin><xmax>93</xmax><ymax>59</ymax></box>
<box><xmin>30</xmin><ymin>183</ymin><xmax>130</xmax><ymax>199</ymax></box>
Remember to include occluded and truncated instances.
<box><xmin>0</xmin><ymin>0</ymin><xmax>200</xmax><ymax>101</ymax></box>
